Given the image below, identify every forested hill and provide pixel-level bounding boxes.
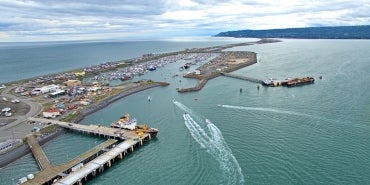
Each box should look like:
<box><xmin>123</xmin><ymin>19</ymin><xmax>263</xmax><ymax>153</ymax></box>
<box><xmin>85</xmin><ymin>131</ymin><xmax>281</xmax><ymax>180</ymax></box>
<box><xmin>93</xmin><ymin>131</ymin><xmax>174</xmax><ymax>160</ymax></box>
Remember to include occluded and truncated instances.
<box><xmin>215</xmin><ymin>25</ymin><xmax>370</xmax><ymax>39</ymax></box>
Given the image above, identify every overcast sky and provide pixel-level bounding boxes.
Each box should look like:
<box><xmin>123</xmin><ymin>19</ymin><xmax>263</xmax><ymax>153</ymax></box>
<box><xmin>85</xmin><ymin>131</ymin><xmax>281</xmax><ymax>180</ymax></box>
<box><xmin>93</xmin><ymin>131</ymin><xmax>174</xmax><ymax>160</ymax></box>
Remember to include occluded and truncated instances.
<box><xmin>0</xmin><ymin>0</ymin><xmax>369</xmax><ymax>42</ymax></box>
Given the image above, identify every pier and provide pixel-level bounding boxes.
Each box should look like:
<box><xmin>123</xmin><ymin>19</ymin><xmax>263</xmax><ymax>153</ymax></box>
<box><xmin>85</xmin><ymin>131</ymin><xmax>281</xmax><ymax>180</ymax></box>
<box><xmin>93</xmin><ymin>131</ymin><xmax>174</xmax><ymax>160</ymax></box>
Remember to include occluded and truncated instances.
<box><xmin>20</xmin><ymin>118</ymin><xmax>156</xmax><ymax>185</ymax></box>
<box><xmin>26</xmin><ymin>135</ymin><xmax>52</xmax><ymax>170</ymax></box>
<box><xmin>221</xmin><ymin>72</ymin><xmax>263</xmax><ymax>84</ymax></box>
<box><xmin>23</xmin><ymin>138</ymin><xmax>118</xmax><ymax>185</ymax></box>
<box><xmin>28</xmin><ymin>117</ymin><xmax>146</xmax><ymax>141</ymax></box>
<box><xmin>55</xmin><ymin>139</ymin><xmax>141</xmax><ymax>185</ymax></box>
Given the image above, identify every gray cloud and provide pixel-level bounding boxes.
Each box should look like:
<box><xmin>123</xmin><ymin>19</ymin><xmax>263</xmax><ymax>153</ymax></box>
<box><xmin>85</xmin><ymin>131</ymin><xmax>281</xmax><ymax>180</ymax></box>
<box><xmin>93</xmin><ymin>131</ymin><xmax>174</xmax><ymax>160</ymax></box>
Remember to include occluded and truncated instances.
<box><xmin>0</xmin><ymin>0</ymin><xmax>369</xmax><ymax>41</ymax></box>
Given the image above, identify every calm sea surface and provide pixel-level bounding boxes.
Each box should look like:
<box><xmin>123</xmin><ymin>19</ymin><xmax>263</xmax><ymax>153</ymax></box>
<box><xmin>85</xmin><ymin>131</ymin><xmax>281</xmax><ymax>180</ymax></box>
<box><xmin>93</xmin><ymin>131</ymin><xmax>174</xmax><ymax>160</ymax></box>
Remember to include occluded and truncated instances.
<box><xmin>1</xmin><ymin>38</ymin><xmax>370</xmax><ymax>185</ymax></box>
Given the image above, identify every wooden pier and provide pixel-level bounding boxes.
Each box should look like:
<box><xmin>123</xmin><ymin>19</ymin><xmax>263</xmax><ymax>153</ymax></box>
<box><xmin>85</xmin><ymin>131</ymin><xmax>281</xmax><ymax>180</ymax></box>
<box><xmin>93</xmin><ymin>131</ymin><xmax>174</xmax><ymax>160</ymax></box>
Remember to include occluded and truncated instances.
<box><xmin>26</xmin><ymin>135</ymin><xmax>52</xmax><ymax>170</ymax></box>
<box><xmin>221</xmin><ymin>72</ymin><xmax>263</xmax><ymax>84</ymax></box>
<box><xmin>21</xmin><ymin>118</ymin><xmax>156</xmax><ymax>185</ymax></box>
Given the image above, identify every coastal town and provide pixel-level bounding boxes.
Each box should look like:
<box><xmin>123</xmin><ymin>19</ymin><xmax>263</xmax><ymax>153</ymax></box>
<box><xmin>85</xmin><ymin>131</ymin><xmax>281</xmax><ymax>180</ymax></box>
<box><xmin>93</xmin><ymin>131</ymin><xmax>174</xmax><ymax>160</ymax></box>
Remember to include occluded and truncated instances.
<box><xmin>0</xmin><ymin>39</ymin><xmax>289</xmax><ymax>184</ymax></box>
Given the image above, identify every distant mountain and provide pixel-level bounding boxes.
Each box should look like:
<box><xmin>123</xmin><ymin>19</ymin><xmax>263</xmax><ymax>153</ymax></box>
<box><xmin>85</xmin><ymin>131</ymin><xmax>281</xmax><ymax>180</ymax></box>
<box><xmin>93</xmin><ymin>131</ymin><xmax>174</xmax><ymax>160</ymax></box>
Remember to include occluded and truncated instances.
<box><xmin>215</xmin><ymin>25</ymin><xmax>370</xmax><ymax>39</ymax></box>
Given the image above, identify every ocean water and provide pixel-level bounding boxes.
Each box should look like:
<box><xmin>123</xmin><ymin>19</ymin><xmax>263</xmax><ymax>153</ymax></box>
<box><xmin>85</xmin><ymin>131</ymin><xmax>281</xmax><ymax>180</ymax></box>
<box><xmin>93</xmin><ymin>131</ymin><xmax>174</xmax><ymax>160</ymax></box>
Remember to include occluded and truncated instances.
<box><xmin>0</xmin><ymin>37</ymin><xmax>254</xmax><ymax>83</ymax></box>
<box><xmin>1</xmin><ymin>39</ymin><xmax>370</xmax><ymax>185</ymax></box>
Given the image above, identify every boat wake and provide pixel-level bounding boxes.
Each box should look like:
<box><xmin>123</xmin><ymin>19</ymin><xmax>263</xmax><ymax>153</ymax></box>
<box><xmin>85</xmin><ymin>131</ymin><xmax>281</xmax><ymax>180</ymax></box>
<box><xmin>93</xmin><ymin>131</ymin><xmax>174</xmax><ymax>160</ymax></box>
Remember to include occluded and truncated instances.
<box><xmin>219</xmin><ymin>104</ymin><xmax>310</xmax><ymax>117</ymax></box>
<box><xmin>218</xmin><ymin>104</ymin><xmax>335</xmax><ymax>128</ymax></box>
<box><xmin>174</xmin><ymin>100</ymin><xmax>244</xmax><ymax>185</ymax></box>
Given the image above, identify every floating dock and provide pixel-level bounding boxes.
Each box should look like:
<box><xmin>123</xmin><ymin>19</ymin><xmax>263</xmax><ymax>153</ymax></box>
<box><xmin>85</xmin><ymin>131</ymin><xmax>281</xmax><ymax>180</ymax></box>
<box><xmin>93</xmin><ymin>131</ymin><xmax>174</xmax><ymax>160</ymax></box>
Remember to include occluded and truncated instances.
<box><xmin>21</xmin><ymin>117</ymin><xmax>156</xmax><ymax>185</ymax></box>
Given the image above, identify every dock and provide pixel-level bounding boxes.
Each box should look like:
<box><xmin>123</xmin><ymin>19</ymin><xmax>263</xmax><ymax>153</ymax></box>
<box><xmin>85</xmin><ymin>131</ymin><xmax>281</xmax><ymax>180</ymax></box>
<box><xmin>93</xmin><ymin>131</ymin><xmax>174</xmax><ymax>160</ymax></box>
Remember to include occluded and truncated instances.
<box><xmin>55</xmin><ymin>139</ymin><xmax>140</xmax><ymax>185</ymax></box>
<box><xmin>26</xmin><ymin>135</ymin><xmax>52</xmax><ymax>170</ymax></box>
<box><xmin>28</xmin><ymin>117</ymin><xmax>147</xmax><ymax>141</ymax></box>
<box><xmin>21</xmin><ymin>117</ymin><xmax>156</xmax><ymax>185</ymax></box>
<box><xmin>23</xmin><ymin>138</ymin><xmax>118</xmax><ymax>185</ymax></box>
<box><xmin>221</xmin><ymin>72</ymin><xmax>263</xmax><ymax>84</ymax></box>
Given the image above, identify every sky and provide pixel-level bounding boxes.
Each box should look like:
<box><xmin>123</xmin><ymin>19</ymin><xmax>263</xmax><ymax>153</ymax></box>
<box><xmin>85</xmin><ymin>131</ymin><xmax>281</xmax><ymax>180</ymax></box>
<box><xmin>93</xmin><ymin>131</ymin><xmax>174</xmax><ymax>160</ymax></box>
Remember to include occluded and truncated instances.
<box><xmin>0</xmin><ymin>0</ymin><xmax>369</xmax><ymax>42</ymax></box>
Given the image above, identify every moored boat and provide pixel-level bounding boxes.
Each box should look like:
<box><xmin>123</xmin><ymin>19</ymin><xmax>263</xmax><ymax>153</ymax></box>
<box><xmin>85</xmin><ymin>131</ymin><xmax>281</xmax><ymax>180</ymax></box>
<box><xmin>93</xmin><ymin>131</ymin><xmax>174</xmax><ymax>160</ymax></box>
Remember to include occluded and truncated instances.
<box><xmin>286</xmin><ymin>77</ymin><xmax>315</xmax><ymax>87</ymax></box>
<box><xmin>111</xmin><ymin>113</ymin><xmax>159</xmax><ymax>137</ymax></box>
<box><xmin>111</xmin><ymin>113</ymin><xmax>137</xmax><ymax>130</ymax></box>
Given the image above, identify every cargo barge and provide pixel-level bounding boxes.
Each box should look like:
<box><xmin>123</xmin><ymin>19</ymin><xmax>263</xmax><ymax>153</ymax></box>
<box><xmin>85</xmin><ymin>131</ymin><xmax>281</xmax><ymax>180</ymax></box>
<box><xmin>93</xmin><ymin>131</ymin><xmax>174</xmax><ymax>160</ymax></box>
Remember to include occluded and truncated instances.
<box><xmin>262</xmin><ymin>77</ymin><xmax>315</xmax><ymax>87</ymax></box>
<box><xmin>285</xmin><ymin>77</ymin><xmax>315</xmax><ymax>87</ymax></box>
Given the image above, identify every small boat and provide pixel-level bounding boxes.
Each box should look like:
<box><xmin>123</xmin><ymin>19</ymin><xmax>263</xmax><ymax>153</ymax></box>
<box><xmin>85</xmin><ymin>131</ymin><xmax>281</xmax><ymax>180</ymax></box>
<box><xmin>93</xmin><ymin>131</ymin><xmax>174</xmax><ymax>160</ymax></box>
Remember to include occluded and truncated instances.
<box><xmin>147</xmin><ymin>96</ymin><xmax>152</xmax><ymax>102</ymax></box>
<box><xmin>184</xmin><ymin>63</ymin><xmax>191</xmax><ymax>69</ymax></box>
<box><xmin>120</xmin><ymin>75</ymin><xmax>133</xmax><ymax>81</ymax></box>
<box><xmin>147</xmin><ymin>66</ymin><xmax>156</xmax><ymax>71</ymax></box>
<box><xmin>205</xmin><ymin>119</ymin><xmax>212</xmax><ymax>125</ymax></box>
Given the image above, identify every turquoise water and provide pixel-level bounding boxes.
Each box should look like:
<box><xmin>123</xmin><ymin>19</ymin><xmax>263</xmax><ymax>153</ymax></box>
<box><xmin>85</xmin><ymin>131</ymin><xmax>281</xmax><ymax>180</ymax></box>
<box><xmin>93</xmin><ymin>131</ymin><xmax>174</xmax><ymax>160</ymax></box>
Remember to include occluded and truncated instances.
<box><xmin>1</xmin><ymin>39</ymin><xmax>370</xmax><ymax>184</ymax></box>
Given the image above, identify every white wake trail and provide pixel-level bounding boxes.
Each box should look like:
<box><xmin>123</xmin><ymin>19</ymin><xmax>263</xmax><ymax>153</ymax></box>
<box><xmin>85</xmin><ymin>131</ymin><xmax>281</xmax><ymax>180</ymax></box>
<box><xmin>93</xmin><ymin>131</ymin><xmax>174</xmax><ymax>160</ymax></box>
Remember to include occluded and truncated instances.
<box><xmin>182</xmin><ymin>113</ymin><xmax>211</xmax><ymax>148</ymax></box>
<box><xmin>207</xmin><ymin>120</ymin><xmax>245</xmax><ymax>184</ymax></box>
<box><xmin>220</xmin><ymin>104</ymin><xmax>309</xmax><ymax>117</ymax></box>
<box><xmin>174</xmin><ymin>101</ymin><xmax>245</xmax><ymax>184</ymax></box>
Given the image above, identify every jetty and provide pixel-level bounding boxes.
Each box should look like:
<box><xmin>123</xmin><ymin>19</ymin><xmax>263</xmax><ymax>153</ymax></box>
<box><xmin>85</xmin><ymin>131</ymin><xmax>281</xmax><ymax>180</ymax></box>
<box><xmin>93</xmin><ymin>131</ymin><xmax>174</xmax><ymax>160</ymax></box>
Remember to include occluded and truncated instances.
<box><xmin>20</xmin><ymin>117</ymin><xmax>156</xmax><ymax>185</ymax></box>
<box><xmin>220</xmin><ymin>72</ymin><xmax>263</xmax><ymax>84</ymax></box>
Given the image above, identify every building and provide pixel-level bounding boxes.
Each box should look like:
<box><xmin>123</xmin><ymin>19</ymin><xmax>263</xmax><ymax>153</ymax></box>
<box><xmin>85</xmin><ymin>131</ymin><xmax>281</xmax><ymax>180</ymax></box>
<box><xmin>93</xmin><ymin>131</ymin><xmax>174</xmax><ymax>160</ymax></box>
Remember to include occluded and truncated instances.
<box><xmin>48</xmin><ymin>90</ymin><xmax>66</xmax><ymax>98</ymax></box>
<box><xmin>0</xmin><ymin>139</ymin><xmax>20</xmax><ymax>153</ymax></box>
<box><xmin>32</xmin><ymin>84</ymin><xmax>60</xmax><ymax>94</ymax></box>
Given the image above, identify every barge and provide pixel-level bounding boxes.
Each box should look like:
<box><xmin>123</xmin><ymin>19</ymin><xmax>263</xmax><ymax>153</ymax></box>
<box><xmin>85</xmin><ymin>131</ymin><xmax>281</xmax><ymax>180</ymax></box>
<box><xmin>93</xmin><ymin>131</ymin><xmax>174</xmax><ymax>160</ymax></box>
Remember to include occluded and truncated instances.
<box><xmin>262</xmin><ymin>77</ymin><xmax>315</xmax><ymax>87</ymax></box>
<box><xmin>285</xmin><ymin>77</ymin><xmax>315</xmax><ymax>87</ymax></box>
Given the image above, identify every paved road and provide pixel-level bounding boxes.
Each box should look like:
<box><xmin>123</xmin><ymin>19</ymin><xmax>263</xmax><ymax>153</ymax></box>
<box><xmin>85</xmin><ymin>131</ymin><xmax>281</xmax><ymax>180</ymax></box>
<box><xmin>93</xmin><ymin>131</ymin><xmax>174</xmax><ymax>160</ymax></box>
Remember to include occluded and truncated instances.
<box><xmin>0</xmin><ymin>86</ymin><xmax>43</xmax><ymax>141</ymax></box>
